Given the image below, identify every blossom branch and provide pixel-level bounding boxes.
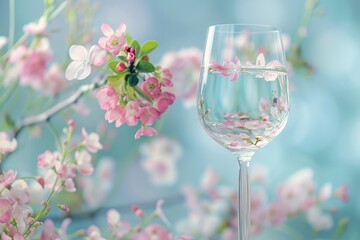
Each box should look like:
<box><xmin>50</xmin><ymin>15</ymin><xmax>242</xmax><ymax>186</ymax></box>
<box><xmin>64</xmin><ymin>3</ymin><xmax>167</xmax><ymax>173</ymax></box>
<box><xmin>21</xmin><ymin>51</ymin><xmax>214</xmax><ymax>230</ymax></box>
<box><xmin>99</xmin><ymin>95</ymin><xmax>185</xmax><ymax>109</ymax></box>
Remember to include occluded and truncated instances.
<box><xmin>14</xmin><ymin>79</ymin><xmax>106</xmax><ymax>138</ymax></box>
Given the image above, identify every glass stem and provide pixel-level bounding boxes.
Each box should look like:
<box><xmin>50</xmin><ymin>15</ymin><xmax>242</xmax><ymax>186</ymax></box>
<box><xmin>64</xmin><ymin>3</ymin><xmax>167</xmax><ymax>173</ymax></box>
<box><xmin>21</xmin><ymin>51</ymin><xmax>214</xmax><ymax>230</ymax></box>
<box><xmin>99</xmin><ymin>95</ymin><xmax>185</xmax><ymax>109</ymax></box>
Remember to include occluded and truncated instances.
<box><xmin>235</xmin><ymin>153</ymin><xmax>253</xmax><ymax>240</ymax></box>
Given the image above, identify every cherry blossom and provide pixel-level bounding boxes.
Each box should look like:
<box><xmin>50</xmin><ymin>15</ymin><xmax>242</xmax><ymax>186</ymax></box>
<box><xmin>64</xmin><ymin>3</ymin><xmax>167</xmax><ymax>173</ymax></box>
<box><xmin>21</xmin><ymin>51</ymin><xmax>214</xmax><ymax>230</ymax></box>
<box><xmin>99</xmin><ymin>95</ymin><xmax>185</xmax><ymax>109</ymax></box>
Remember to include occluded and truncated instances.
<box><xmin>82</xmin><ymin>128</ymin><xmax>103</xmax><ymax>153</ymax></box>
<box><xmin>75</xmin><ymin>150</ymin><xmax>94</xmax><ymax>175</ymax></box>
<box><xmin>98</xmin><ymin>23</ymin><xmax>126</xmax><ymax>56</ymax></box>
<box><xmin>0</xmin><ymin>170</ymin><xmax>17</xmax><ymax>189</ymax></box>
<box><xmin>160</xmin><ymin>48</ymin><xmax>201</xmax><ymax>108</ymax></box>
<box><xmin>65</xmin><ymin>45</ymin><xmax>106</xmax><ymax>80</ymax></box>
<box><xmin>96</xmin><ymin>85</ymin><xmax>119</xmax><ymax>111</ymax></box>
<box><xmin>0</xmin><ymin>199</ymin><xmax>12</xmax><ymax>223</ymax></box>
<box><xmin>306</xmin><ymin>206</ymin><xmax>334</xmax><ymax>231</ymax></box>
<box><xmin>135</xmin><ymin>125</ymin><xmax>158</xmax><ymax>139</ymax></box>
<box><xmin>23</xmin><ymin>16</ymin><xmax>47</xmax><ymax>35</ymax></box>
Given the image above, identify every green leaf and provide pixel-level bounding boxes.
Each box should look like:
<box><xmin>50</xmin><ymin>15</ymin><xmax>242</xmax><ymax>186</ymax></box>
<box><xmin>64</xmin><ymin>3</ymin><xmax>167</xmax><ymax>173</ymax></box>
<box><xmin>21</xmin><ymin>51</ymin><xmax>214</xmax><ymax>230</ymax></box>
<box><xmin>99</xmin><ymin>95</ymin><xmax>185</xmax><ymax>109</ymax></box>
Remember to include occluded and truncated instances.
<box><xmin>125</xmin><ymin>33</ymin><xmax>132</xmax><ymax>45</ymax></box>
<box><xmin>118</xmin><ymin>56</ymin><xmax>127</xmax><ymax>63</ymax></box>
<box><xmin>127</xmin><ymin>74</ymin><xmax>139</xmax><ymax>87</ymax></box>
<box><xmin>131</xmin><ymin>40</ymin><xmax>141</xmax><ymax>55</ymax></box>
<box><xmin>141</xmin><ymin>40</ymin><xmax>158</xmax><ymax>55</ymax></box>
<box><xmin>107</xmin><ymin>75</ymin><xmax>120</xmax><ymax>81</ymax></box>
<box><xmin>136</xmin><ymin>61</ymin><xmax>155</xmax><ymax>73</ymax></box>
<box><xmin>108</xmin><ymin>62</ymin><xmax>118</xmax><ymax>72</ymax></box>
<box><xmin>4</xmin><ymin>113</ymin><xmax>15</xmax><ymax>129</ymax></box>
<box><xmin>332</xmin><ymin>218</ymin><xmax>349</xmax><ymax>240</ymax></box>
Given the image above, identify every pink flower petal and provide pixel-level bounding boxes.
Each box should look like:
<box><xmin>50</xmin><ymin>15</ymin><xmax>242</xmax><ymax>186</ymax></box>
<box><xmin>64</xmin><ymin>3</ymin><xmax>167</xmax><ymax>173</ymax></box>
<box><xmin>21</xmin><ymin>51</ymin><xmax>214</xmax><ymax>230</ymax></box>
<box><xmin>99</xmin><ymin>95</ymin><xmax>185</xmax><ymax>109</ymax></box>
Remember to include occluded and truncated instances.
<box><xmin>0</xmin><ymin>199</ymin><xmax>12</xmax><ymax>223</ymax></box>
<box><xmin>101</xmin><ymin>24</ymin><xmax>114</xmax><ymax>37</ymax></box>
<box><xmin>256</xmin><ymin>53</ymin><xmax>266</xmax><ymax>66</ymax></box>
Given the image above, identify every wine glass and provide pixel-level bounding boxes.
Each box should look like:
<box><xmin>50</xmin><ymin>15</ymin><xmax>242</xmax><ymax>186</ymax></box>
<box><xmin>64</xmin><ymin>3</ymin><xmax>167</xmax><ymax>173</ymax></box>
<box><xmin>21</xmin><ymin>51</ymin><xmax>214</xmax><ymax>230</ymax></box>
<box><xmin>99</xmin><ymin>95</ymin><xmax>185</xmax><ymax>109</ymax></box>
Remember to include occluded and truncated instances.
<box><xmin>197</xmin><ymin>24</ymin><xmax>290</xmax><ymax>239</ymax></box>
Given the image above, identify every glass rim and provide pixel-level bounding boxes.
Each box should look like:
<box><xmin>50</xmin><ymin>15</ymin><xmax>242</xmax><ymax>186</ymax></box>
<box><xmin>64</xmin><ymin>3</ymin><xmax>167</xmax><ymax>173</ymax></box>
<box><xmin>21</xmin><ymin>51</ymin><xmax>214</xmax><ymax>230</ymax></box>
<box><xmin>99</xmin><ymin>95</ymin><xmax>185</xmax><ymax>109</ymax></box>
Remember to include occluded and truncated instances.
<box><xmin>208</xmin><ymin>23</ymin><xmax>281</xmax><ymax>33</ymax></box>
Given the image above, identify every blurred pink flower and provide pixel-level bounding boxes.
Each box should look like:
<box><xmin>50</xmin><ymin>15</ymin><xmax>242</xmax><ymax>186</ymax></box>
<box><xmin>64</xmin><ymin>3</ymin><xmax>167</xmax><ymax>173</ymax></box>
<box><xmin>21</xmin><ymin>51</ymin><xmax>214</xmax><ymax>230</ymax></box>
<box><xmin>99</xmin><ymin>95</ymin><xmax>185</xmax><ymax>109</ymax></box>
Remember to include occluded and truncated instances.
<box><xmin>82</xmin><ymin>128</ymin><xmax>103</xmax><ymax>153</ymax></box>
<box><xmin>0</xmin><ymin>170</ymin><xmax>16</xmax><ymax>189</ymax></box>
<box><xmin>37</xmin><ymin>150</ymin><xmax>59</xmax><ymax>168</ymax></box>
<box><xmin>306</xmin><ymin>206</ymin><xmax>333</xmax><ymax>231</ymax></box>
<box><xmin>23</xmin><ymin>16</ymin><xmax>47</xmax><ymax>35</ymax></box>
<box><xmin>75</xmin><ymin>150</ymin><xmax>94</xmax><ymax>175</ymax></box>
<box><xmin>87</xmin><ymin>225</ymin><xmax>106</xmax><ymax>240</ymax></box>
<box><xmin>0</xmin><ymin>199</ymin><xmax>12</xmax><ymax>223</ymax></box>
<box><xmin>200</xmin><ymin>168</ymin><xmax>220</xmax><ymax>192</ymax></box>
<box><xmin>254</xmin><ymin>53</ymin><xmax>284</xmax><ymax>81</ymax></box>
<box><xmin>158</xmin><ymin>68</ymin><xmax>173</xmax><ymax>87</ymax></box>
<box><xmin>9</xmin><ymin>39</ymin><xmax>52</xmax><ymax>89</ymax></box>
<box><xmin>140</xmin><ymin>136</ymin><xmax>182</xmax><ymax>185</ymax></box>
<box><xmin>65</xmin><ymin>45</ymin><xmax>106</xmax><ymax>80</ymax></box>
<box><xmin>134</xmin><ymin>224</ymin><xmax>174</xmax><ymax>240</ymax></box>
<box><xmin>0</xmin><ymin>132</ymin><xmax>17</xmax><ymax>155</ymax></box>
<box><xmin>160</xmin><ymin>48</ymin><xmax>202</xmax><ymax>108</ymax></box>
<box><xmin>106</xmin><ymin>209</ymin><xmax>131</xmax><ymax>238</ymax></box>
<box><xmin>77</xmin><ymin>158</ymin><xmax>115</xmax><ymax>208</ymax></box>
<box><xmin>98</xmin><ymin>23</ymin><xmax>126</xmax><ymax>56</ymax></box>
<box><xmin>96</xmin><ymin>85</ymin><xmax>119</xmax><ymax>111</ymax></box>
<box><xmin>335</xmin><ymin>185</ymin><xmax>349</xmax><ymax>202</ymax></box>
<box><xmin>267</xmin><ymin>201</ymin><xmax>287</xmax><ymax>226</ymax></box>
<box><xmin>42</xmin><ymin>64</ymin><xmax>67</xmax><ymax>97</ymax></box>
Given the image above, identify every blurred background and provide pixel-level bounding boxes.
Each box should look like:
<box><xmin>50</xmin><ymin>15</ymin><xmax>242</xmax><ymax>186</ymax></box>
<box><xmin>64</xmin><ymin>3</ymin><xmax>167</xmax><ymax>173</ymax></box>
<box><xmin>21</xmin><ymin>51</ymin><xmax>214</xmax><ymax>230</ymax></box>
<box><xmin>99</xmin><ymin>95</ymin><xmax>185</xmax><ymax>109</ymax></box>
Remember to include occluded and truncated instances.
<box><xmin>0</xmin><ymin>0</ymin><xmax>359</xmax><ymax>239</ymax></box>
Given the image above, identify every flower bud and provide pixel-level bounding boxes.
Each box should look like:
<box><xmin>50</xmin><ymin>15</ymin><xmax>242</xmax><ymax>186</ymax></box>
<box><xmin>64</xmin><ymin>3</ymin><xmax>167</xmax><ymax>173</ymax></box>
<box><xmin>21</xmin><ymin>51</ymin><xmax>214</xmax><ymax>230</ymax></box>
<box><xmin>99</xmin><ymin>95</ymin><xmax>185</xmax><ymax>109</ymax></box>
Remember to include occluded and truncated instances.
<box><xmin>116</xmin><ymin>62</ymin><xmax>127</xmax><ymax>72</ymax></box>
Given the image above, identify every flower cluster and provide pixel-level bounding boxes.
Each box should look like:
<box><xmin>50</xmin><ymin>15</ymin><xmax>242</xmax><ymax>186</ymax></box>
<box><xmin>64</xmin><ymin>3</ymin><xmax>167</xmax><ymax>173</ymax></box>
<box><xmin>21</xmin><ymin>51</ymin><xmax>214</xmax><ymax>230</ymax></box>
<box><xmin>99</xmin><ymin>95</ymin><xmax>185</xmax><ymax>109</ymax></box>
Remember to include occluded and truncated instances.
<box><xmin>176</xmin><ymin>167</ymin><xmax>349</xmax><ymax>239</ymax></box>
<box><xmin>0</xmin><ymin>121</ymin><xmax>103</xmax><ymax>238</ymax></box>
<box><xmin>65</xmin><ymin>23</ymin><xmax>176</xmax><ymax>139</ymax></box>
<box><xmin>40</xmin><ymin>200</ymin><xmax>192</xmax><ymax>240</ymax></box>
<box><xmin>210</xmin><ymin>53</ymin><xmax>284</xmax><ymax>81</ymax></box>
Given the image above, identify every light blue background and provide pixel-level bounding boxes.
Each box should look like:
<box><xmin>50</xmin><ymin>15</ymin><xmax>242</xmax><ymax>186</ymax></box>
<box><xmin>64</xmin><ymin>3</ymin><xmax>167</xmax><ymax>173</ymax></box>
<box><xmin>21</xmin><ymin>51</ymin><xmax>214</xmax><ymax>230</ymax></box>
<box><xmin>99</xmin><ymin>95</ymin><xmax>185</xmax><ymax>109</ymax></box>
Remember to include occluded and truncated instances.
<box><xmin>1</xmin><ymin>0</ymin><xmax>359</xmax><ymax>239</ymax></box>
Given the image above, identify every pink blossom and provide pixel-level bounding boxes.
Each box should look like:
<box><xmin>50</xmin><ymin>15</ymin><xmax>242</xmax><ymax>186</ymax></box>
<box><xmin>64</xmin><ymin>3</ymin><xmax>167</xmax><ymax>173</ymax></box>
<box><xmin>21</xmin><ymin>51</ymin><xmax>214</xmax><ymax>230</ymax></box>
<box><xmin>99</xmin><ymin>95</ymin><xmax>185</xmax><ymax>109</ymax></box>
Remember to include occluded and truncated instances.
<box><xmin>65</xmin><ymin>178</ymin><xmax>76</xmax><ymax>192</ymax></box>
<box><xmin>96</xmin><ymin>85</ymin><xmax>119</xmax><ymax>111</ymax></box>
<box><xmin>306</xmin><ymin>206</ymin><xmax>333</xmax><ymax>231</ymax></box>
<box><xmin>201</xmin><ymin>168</ymin><xmax>220</xmax><ymax>192</ymax></box>
<box><xmin>0</xmin><ymin>199</ymin><xmax>12</xmax><ymax>223</ymax></box>
<box><xmin>106</xmin><ymin>209</ymin><xmax>131</xmax><ymax>238</ymax></box>
<box><xmin>267</xmin><ymin>201</ymin><xmax>287</xmax><ymax>226</ymax></box>
<box><xmin>9</xmin><ymin>39</ymin><xmax>52</xmax><ymax>89</ymax></box>
<box><xmin>23</xmin><ymin>16</ymin><xmax>47</xmax><ymax>35</ymax></box>
<box><xmin>138</xmin><ymin>106</ymin><xmax>160</xmax><ymax>126</ymax></box>
<box><xmin>6</xmin><ymin>179</ymin><xmax>30</xmax><ymax>205</ymax></box>
<box><xmin>259</xmin><ymin>98</ymin><xmax>270</xmax><ymax>112</ymax></box>
<box><xmin>0</xmin><ymin>132</ymin><xmax>17</xmax><ymax>155</ymax></box>
<box><xmin>37</xmin><ymin>150</ymin><xmax>59</xmax><ymax>168</ymax></box>
<box><xmin>55</xmin><ymin>163</ymin><xmax>75</xmax><ymax>180</ymax></box>
<box><xmin>75</xmin><ymin>150</ymin><xmax>94</xmax><ymax>175</ymax></box>
<box><xmin>98</xmin><ymin>23</ymin><xmax>126</xmax><ymax>56</ymax></box>
<box><xmin>254</xmin><ymin>53</ymin><xmax>284</xmax><ymax>81</ymax></box>
<box><xmin>136</xmin><ymin>224</ymin><xmax>174</xmax><ymax>240</ymax></box>
<box><xmin>40</xmin><ymin>219</ymin><xmax>57</xmax><ymax>240</ymax></box>
<box><xmin>335</xmin><ymin>185</ymin><xmax>349</xmax><ymax>202</ymax></box>
<box><xmin>42</xmin><ymin>64</ymin><xmax>67</xmax><ymax>97</ymax></box>
<box><xmin>135</xmin><ymin>126</ymin><xmax>158</xmax><ymax>139</ymax></box>
<box><xmin>82</xmin><ymin>128</ymin><xmax>103</xmax><ymax>153</ymax></box>
<box><xmin>160</xmin><ymin>48</ymin><xmax>201</xmax><ymax>108</ymax></box>
<box><xmin>141</xmin><ymin>77</ymin><xmax>161</xmax><ymax>98</ymax></box>
<box><xmin>0</xmin><ymin>170</ymin><xmax>16</xmax><ymax>189</ymax></box>
<box><xmin>154</xmin><ymin>92</ymin><xmax>175</xmax><ymax>113</ymax></box>
<box><xmin>105</xmin><ymin>106</ymin><xmax>126</xmax><ymax>127</ymax></box>
<box><xmin>65</xmin><ymin>45</ymin><xmax>107</xmax><ymax>80</ymax></box>
<box><xmin>158</xmin><ymin>68</ymin><xmax>173</xmax><ymax>87</ymax></box>
<box><xmin>124</xmin><ymin>101</ymin><xmax>140</xmax><ymax>126</ymax></box>
<box><xmin>210</xmin><ymin>57</ymin><xmax>241</xmax><ymax>81</ymax></box>
<box><xmin>87</xmin><ymin>225</ymin><xmax>105</xmax><ymax>240</ymax></box>
<box><xmin>131</xmin><ymin>205</ymin><xmax>144</xmax><ymax>218</ymax></box>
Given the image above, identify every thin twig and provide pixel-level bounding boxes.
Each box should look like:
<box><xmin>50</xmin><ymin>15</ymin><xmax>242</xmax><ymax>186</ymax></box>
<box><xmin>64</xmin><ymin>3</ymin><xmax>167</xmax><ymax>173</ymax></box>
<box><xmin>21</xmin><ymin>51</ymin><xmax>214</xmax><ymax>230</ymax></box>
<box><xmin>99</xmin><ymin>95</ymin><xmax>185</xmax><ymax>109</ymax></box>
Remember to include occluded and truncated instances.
<box><xmin>14</xmin><ymin>79</ymin><xmax>106</xmax><ymax>138</ymax></box>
